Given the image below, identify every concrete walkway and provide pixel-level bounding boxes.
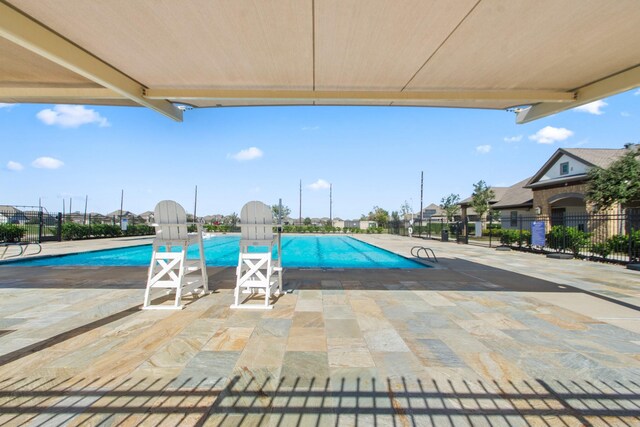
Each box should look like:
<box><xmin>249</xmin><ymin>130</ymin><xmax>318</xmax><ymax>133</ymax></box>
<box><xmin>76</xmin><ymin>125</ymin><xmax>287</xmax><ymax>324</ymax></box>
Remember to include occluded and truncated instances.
<box><xmin>0</xmin><ymin>234</ymin><xmax>638</xmax><ymax>426</ymax></box>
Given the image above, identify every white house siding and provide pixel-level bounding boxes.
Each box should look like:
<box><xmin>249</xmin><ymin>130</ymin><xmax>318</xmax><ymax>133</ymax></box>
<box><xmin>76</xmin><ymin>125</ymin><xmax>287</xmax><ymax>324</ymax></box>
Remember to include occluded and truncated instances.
<box><xmin>539</xmin><ymin>154</ymin><xmax>590</xmax><ymax>181</ymax></box>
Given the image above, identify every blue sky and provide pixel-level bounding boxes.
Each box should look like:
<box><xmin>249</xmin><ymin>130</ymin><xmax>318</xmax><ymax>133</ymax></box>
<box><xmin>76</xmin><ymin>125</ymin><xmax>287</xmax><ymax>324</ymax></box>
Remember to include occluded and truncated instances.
<box><xmin>1</xmin><ymin>90</ymin><xmax>638</xmax><ymax>219</ymax></box>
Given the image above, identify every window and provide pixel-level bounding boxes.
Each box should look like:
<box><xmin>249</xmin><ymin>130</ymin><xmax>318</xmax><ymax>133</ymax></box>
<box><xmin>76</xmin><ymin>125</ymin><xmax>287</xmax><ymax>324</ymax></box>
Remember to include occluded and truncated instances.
<box><xmin>510</xmin><ymin>211</ymin><xmax>518</xmax><ymax>227</ymax></box>
<box><xmin>560</xmin><ymin>162</ymin><xmax>569</xmax><ymax>175</ymax></box>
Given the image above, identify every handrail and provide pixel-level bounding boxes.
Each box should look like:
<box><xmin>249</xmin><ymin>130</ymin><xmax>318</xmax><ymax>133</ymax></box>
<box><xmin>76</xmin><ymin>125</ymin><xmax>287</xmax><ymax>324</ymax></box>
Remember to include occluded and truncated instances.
<box><xmin>410</xmin><ymin>245</ymin><xmax>438</xmax><ymax>263</ymax></box>
<box><xmin>0</xmin><ymin>242</ymin><xmax>42</xmax><ymax>259</ymax></box>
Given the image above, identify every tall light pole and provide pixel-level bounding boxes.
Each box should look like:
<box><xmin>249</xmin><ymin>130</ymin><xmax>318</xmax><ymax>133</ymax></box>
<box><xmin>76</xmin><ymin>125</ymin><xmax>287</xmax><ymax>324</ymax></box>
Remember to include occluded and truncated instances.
<box><xmin>120</xmin><ymin>189</ymin><xmax>124</xmax><ymax>227</ymax></box>
<box><xmin>420</xmin><ymin>171</ymin><xmax>424</xmax><ymax>237</ymax></box>
<box><xmin>83</xmin><ymin>195</ymin><xmax>88</xmax><ymax>224</ymax></box>
<box><xmin>329</xmin><ymin>183</ymin><xmax>333</xmax><ymax>225</ymax></box>
<box><xmin>193</xmin><ymin>185</ymin><xmax>198</xmax><ymax>222</ymax></box>
<box><xmin>299</xmin><ymin>179</ymin><xmax>302</xmax><ymax>225</ymax></box>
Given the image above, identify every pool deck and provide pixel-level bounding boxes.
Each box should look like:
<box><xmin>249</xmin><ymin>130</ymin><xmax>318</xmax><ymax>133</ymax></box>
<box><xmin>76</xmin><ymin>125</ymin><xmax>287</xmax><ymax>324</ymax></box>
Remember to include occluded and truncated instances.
<box><xmin>0</xmin><ymin>234</ymin><xmax>639</xmax><ymax>426</ymax></box>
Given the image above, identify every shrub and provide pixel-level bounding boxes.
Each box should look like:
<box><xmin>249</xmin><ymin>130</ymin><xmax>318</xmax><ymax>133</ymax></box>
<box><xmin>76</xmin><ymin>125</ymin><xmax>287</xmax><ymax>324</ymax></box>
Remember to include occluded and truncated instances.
<box><xmin>592</xmin><ymin>242</ymin><xmax>613</xmax><ymax>259</ymax></box>
<box><xmin>500</xmin><ymin>229</ymin><xmax>517</xmax><ymax>246</ymax></box>
<box><xmin>123</xmin><ymin>224</ymin><xmax>154</xmax><ymax>236</ymax></box>
<box><xmin>62</xmin><ymin>223</ymin><xmax>89</xmax><ymax>240</ymax></box>
<box><xmin>0</xmin><ymin>224</ymin><xmax>24</xmax><ymax>242</ymax></box>
<box><xmin>204</xmin><ymin>224</ymin><xmax>232</xmax><ymax>233</ymax></box>
<box><xmin>499</xmin><ymin>229</ymin><xmax>532</xmax><ymax>247</ymax></box>
<box><xmin>606</xmin><ymin>231</ymin><xmax>640</xmax><ymax>260</ymax></box>
<box><xmin>483</xmin><ymin>229</ymin><xmax>503</xmax><ymax>238</ymax></box>
<box><xmin>62</xmin><ymin>223</ymin><xmax>129</xmax><ymax>240</ymax></box>
<box><xmin>547</xmin><ymin>226</ymin><xmax>590</xmax><ymax>256</ymax></box>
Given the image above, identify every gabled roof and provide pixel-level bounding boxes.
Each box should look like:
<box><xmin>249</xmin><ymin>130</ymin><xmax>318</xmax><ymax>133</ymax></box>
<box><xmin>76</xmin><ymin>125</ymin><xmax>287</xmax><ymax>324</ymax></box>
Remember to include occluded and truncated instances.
<box><xmin>421</xmin><ymin>203</ymin><xmax>446</xmax><ymax>216</ymax></box>
<box><xmin>1</xmin><ymin>2</ymin><xmax>639</xmax><ymax>124</ymax></box>
<box><xmin>526</xmin><ymin>148</ymin><xmax>628</xmax><ymax>188</ymax></box>
<box><xmin>491</xmin><ymin>177</ymin><xmax>534</xmax><ymax>209</ymax></box>
<box><xmin>0</xmin><ymin>205</ymin><xmax>20</xmax><ymax>213</ymax></box>
<box><xmin>562</xmin><ymin>148</ymin><xmax>628</xmax><ymax>168</ymax></box>
<box><xmin>460</xmin><ymin>187</ymin><xmax>509</xmax><ymax>207</ymax></box>
<box><xmin>106</xmin><ymin>210</ymin><xmax>137</xmax><ymax>217</ymax></box>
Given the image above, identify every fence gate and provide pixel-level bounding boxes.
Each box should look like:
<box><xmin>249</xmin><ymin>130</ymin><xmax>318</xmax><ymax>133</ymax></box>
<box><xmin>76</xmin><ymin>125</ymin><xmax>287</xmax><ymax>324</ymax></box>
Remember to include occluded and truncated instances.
<box><xmin>39</xmin><ymin>211</ymin><xmax>62</xmax><ymax>242</ymax></box>
<box><xmin>0</xmin><ymin>207</ymin><xmax>61</xmax><ymax>243</ymax></box>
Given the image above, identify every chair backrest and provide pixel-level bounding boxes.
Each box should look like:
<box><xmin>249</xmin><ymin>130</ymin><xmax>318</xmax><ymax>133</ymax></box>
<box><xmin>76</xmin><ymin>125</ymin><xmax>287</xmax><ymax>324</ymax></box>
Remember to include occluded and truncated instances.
<box><xmin>240</xmin><ymin>201</ymin><xmax>274</xmax><ymax>241</ymax></box>
<box><xmin>154</xmin><ymin>200</ymin><xmax>188</xmax><ymax>241</ymax></box>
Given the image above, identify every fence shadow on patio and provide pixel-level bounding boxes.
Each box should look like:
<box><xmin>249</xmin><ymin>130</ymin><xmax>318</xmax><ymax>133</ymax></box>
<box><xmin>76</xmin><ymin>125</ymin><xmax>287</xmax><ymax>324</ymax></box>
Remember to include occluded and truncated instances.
<box><xmin>0</xmin><ymin>374</ymin><xmax>638</xmax><ymax>426</ymax></box>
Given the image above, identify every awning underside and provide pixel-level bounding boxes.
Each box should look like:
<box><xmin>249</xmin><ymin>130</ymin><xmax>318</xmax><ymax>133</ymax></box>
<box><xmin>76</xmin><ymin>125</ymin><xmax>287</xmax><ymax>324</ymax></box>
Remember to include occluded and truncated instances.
<box><xmin>1</xmin><ymin>0</ymin><xmax>639</xmax><ymax>123</ymax></box>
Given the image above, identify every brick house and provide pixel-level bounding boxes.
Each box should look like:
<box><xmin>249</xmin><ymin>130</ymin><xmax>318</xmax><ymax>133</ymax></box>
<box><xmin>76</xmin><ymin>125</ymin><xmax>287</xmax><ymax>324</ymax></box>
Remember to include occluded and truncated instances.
<box><xmin>525</xmin><ymin>148</ymin><xmax>629</xmax><ymax>222</ymax></box>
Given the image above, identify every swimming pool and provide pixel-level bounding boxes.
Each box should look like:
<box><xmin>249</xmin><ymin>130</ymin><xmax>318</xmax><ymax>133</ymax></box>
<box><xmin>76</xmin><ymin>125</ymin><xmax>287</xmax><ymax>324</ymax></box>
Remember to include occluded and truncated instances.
<box><xmin>8</xmin><ymin>235</ymin><xmax>426</xmax><ymax>269</ymax></box>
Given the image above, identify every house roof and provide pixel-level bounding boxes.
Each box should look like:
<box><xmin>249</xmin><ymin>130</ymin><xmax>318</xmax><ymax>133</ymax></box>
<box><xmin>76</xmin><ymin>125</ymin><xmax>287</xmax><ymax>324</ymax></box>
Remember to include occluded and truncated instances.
<box><xmin>491</xmin><ymin>177</ymin><xmax>534</xmax><ymax>209</ymax></box>
<box><xmin>562</xmin><ymin>148</ymin><xmax>628</xmax><ymax>168</ymax></box>
<box><xmin>460</xmin><ymin>187</ymin><xmax>509</xmax><ymax>207</ymax></box>
<box><xmin>0</xmin><ymin>205</ymin><xmax>20</xmax><ymax>214</ymax></box>
<box><xmin>526</xmin><ymin>148</ymin><xmax>628</xmax><ymax>188</ymax></box>
<box><xmin>106</xmin><ymin>210</ymin><xmax>136</xmax><ymax>217</ymax></box>
<box><xmin>2</xmin><ymin>2</ymin><xmax>639</xmax><ymax>124</ymax></box>
<box><xmin>421</xmin><ymin>203</ymin><xmax>446</xmax><ymax>216</ymax></box>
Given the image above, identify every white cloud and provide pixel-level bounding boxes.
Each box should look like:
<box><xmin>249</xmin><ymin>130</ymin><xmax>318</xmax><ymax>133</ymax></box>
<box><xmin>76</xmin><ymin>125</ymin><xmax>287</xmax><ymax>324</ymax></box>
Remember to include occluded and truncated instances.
<box><xmin>476</xmin><ymin>145</ymin><xmax>491</xmax><ymax>154</ymax></box>
<box><xmin>229</xmin><ymin>147</ymin><xmax>263</xmax><ymax>161</ymax></box>
<box><xmin>503</xmin><ymin>135</ymin><xmax>522</xmax><ymax>143</ymax></box>
<box><xmin>573</xmin><ymin>100</ymin><xmax>607</xmax><ymax>115</ymax></box>
<box><xmin>635</xmin><ymin>89</ymin><xmax>640</xmax><ymax>96</ymax></box>
<box><xmin>36</xmin><ymin>105</ymin><xmax>109</xmax><ymax>128</ymax></box>
<box><xmin>308</xmin><ymin>179</ymin><xmax>330</xmax><ymax>190</ymax></box>
<box><xmin>32</xmin><ymin>157</ymin><xmax>64</xmax><ymax>169</ymax></box>
<box><xmin>621</xmin><ymin>111</ymin><xmax>631</xmax><ymax>117</ymax></box>
<box><xmin>529</xmin><ymin>126</ymin><xmax>574</xmax><ymax>144</ymax></box>
<box><xmin>7</xmin><ymin>161</ymin><xmax>24</xmax><ymax>171</ymax></box>
<box><xmin>0</xmin><ymin>103</ymin><xmax>14</xmax><ymax>109</ymax></box>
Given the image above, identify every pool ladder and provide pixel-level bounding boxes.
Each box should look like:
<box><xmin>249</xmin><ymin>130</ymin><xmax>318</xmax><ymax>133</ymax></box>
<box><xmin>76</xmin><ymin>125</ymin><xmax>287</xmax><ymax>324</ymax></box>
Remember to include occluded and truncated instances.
<box><xmin>411</xmin><ymin>246</ymin><xmax>438</xmax><ymax>263</ymax></box>
<box><xmin>0</xmin><ymin>242</ymin><xmax>42</xmax><ymax>260</ymax></box>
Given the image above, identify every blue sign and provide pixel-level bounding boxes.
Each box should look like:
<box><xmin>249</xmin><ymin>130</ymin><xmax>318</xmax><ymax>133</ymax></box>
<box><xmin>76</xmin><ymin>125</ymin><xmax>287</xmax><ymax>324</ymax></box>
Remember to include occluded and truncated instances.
<box><xmin>531</xmin><ymin>221</ymin><xmax>545</xmax><ymax>247</ymax></box>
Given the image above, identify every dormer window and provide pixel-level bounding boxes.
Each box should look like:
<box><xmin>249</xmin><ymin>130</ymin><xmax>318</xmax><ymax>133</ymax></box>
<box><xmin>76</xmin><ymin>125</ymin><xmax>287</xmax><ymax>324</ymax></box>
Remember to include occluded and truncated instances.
<box><xmin>560</xmin><ymin>162</ymin><xmax>569</xmax><ymax>176</ymax></box>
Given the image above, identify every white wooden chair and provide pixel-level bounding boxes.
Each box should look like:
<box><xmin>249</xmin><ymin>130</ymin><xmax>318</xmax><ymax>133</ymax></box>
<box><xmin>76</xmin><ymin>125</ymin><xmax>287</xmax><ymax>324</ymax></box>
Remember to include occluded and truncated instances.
<box><xmin>231</xmin><ymin>201</ymin><xmax>283</xmax><ymax>309</ymax></box>
<box><xmin>143</xmin><ymin>200</ymin><xmax>209</xmax><ymax>310</ymax></box>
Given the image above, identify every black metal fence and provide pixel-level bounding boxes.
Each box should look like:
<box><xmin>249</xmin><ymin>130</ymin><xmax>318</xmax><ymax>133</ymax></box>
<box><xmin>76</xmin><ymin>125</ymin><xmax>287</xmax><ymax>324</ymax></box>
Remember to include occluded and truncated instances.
<box><xmin>388</xmin><ymin>218</ymin><xmax>453</xmax><ymax>240</ymax></box>
<box><xmin>0</xmin><ymin>207</ymin><xmax>62</xmax><ymax>243</ymax></box>
<box><xmin>488</xmin><ymin>212</ymin><xmax>640</xmax><ymax>264</ymax></box>
<box><xmin>389</xmin><ymin>211</ymin><xmax>640</xmax><ymax>265</ymax></box>
<box><xmin>0</xmin><ymin>207</ymin><xmax>154</xmax><ymax>243</ymax></box>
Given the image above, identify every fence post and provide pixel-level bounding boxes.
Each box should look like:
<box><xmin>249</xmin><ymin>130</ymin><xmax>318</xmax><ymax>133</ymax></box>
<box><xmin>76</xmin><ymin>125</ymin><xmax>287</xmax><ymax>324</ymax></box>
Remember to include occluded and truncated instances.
<box><xmin>489</xmin><ymin>213</ymin><xmax>493</xmax><ymax>248</ymax></box>
<box><xmin>628</xmin><ymin>210</ymin><xmax>633</xmax><ymax>264</ymax></box>
<box><xmin>519</xmin><ymin>215</ymin><xmax>523</xmax><ymax>249</ymax></box>
<box><xmin>56</xmin><ymin>213</ymin><xmax>62</xmax><ymax>241</ymax></box>
<box><xmin>38</xmin><ymin>210</ymin><xmax>43</xmax><ymax>243</ymax></box>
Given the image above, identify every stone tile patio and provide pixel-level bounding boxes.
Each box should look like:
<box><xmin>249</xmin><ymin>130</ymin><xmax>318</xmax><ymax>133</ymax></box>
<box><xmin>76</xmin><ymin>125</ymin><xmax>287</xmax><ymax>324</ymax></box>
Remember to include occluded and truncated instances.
<box><xmin>0</xmin><ymin>234</ymin><xmax>638</xmax><ymax>426</ymax></box>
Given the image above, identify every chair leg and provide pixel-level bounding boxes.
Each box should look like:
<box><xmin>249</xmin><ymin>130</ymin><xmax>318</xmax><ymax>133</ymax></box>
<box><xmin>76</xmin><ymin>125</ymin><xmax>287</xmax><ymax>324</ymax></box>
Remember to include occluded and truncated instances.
<box><xmin>143</xmin><ymin>245</ymin><xmax>158</xmax><ymax>308</ymax></box>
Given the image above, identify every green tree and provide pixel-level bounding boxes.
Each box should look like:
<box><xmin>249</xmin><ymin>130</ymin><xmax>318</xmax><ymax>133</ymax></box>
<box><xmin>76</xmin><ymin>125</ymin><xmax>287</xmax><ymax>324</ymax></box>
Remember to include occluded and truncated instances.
<box><xmin>471</xmin><ymin>180</ymin><xmax>495</xmax><ymax>220</ymax></box>
<box><xmin>439</xmin><ymin>193</ymin><xmax>461</xmax><ymax>222</ymax></box>
<box><xmin>224</xmin><ymin>212</ymin><xmax>239</xmax><ymax>227</ymax></box>
<box><xmin>400</xmin><ymin>200</ymin><xmax>413</xmax><ymax>219</ymax></box>
<box><xmin>367</xmin><ymin>206</ymin><xmax>389</xmax><ymax>228</ymax></box>
<box><xmin>303</xmin><ymin>217</ymin><xmax>312</xmax><ymax>225</ymax></box>
<box><xmin>272</xmin><ymin>204</ymin><xmax>292</xmax><ymax>221</ymax></box>
<box><xmin>586</xmin><ymin>144</ymin><xmax>640</xmax><ymax>211</ymax></box>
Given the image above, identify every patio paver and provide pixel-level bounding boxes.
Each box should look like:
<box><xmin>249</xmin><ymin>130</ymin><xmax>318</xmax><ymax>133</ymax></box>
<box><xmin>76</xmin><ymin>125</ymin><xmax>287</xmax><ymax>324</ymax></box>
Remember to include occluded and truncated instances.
<box><xmin>0</xmin><ymin>234</ymin><xmax>639</xmax><ymax>425</ymax></box>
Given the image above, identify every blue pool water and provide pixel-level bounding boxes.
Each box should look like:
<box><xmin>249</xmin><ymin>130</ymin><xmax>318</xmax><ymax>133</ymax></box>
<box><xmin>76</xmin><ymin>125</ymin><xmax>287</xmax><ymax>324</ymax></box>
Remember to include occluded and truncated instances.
<box><xmin>9</xmin><ymin>235</ymin><xmax>426</xmax><ymax>269</ymax></box>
